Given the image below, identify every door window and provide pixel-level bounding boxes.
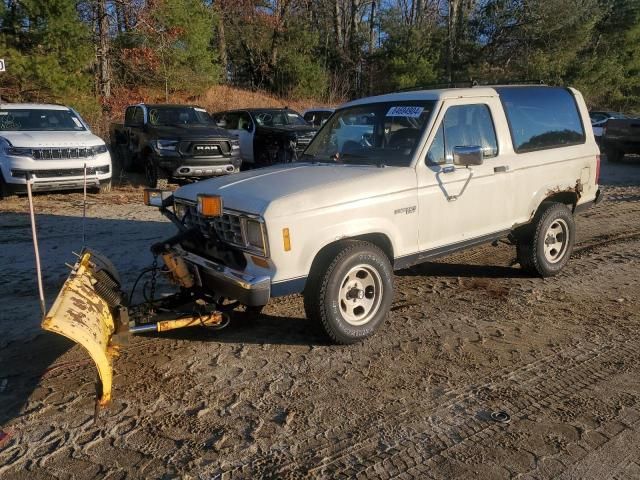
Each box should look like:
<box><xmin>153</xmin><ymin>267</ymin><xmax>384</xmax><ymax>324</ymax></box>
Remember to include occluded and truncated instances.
<box><xmin>222</xmin><ymin>112</ymin><xmax>240</xmax><ymax>130</ymax></box>
<box><xmin>132</xmin><ymin>106</ymin><xmax>144</xmax><ymax>125</ymax></box>
<box><xmin>125</xmin><ymin>107</ymin><xmax>135</xmax><ymax>124</ymax></box>
<box><xmin>238</xmin><ymin>112</ymin><xmax>253</xmax><ymax>132</ymax></box>
<box><xmin>427</xmin><ymin>104</ymin><xmax>498</xmax><ymax>164</ymax></box>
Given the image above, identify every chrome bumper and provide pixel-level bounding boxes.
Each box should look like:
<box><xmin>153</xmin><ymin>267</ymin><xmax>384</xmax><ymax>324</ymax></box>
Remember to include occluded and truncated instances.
<box><xmin>178</xmin><ymin>248</ymin><xmax>271</xmax><ymax>306</ymax></box>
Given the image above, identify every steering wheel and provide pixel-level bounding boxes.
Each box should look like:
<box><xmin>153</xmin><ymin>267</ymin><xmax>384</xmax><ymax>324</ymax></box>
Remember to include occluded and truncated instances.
<box><xmin>388</xmin><ymin>128</ymin><xmax>420</xmax><ymax>149</ymax></box>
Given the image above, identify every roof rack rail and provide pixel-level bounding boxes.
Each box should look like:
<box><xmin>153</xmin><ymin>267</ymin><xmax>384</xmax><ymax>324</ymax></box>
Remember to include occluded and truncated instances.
<box><xmin>393</xmin><ymin>79</ymin><xmax>547</xmax><ymax>93</ymax></box>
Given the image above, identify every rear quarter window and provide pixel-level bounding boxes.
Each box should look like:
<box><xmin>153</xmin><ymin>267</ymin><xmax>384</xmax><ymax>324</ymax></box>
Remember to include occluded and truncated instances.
<box><xmin>496</xmin><ymin>87</ymin><xmax>586</xmax><ymax>153</ymax></box>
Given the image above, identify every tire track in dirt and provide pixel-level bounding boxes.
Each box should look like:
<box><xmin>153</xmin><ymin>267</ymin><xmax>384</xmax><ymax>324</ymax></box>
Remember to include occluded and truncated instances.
<box><xmin>221</xmin><ymin>335</ymin><xmax>638</xmax><ymax>479</ymax></box>
<box><xmin>218</xmin><ymin>233</ymin><xmax>640</xmax><ymax>479</ymax></box>
<box><xmin>343</xmin><ymin>339</ymin><xmax>640</xmax><ymax>479</ymax></box>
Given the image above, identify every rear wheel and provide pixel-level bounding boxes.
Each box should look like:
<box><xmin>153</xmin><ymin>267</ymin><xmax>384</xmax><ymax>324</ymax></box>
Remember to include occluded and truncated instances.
<box><xmin>517</xmin><ymin>202</ymin><xmax>575</xmax><ymax>277</ymax></box>
<box><xmin>304</xmin><ymin>241</ymin><xmax>393</xmax><ymax>344</ymax></box>
<box><xmin>145</xmin><ymin>158</ymin><xmax>169</xmax><ymax>189</ymax></box>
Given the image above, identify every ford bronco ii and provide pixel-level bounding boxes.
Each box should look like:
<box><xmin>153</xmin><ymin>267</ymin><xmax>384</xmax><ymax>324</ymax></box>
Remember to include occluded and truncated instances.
<box><xmin>146</xmin><ymin>85</ymin><xmax>602</xmax><ymax>344</ymax></box>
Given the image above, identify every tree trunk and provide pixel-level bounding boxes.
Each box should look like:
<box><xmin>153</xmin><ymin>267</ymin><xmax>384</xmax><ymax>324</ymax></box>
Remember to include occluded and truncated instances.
<box><xmin>447</xmin><ymin>0</ymin><xmax>461</xmax><ymax>83</ymax></box>
<box><xmin>96</xmin><ymin>0</ymin><xmax>111</xmax><ymax>98</ymax></box>
<box><xmin>368</xmin><ymin>0</ymin><xmax>376</xmax><ymax>94</ymax></box>
<box><xmin>334</xmin><ymin>0</ymin><xmax>344</xmax><ymax>50</ymax></box>
<box><xmin>217</xmin><ymin>14</ymin><xmax>228</xmax><ymax>80</ymax></box>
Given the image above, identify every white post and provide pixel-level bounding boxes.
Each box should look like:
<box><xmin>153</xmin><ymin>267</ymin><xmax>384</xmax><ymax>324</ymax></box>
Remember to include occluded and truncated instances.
<box><xmin>26</xmin><ymin>174</ymin><xmax>46</xmax><ymax>318</ymax></box>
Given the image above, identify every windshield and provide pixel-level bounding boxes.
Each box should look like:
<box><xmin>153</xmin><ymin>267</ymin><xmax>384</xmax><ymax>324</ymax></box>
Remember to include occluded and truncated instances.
<box><xmin>148</xmin><ymin>106</ymin><xmax>212</xmax><ymax>126</ymax></box>
<box><xmin>303</xmin><ymin>101</ymin><xmax>436</xmax><ymax>166</ymax></box>
<box><xmin>253</xmin><ymin>110</ymin><xmax>308</xmax><ymax>127</ymax></box>
<box><xmin>0</xmin><ymin>109</ymin><xmax>86</xmax><ymax>131</ymax></box>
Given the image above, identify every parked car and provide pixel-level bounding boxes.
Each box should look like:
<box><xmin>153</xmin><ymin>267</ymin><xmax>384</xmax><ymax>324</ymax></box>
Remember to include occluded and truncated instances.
<box><xmin>303</xmin><ymin>108</ymin><xmax>334</xmax><ymax>127</ymax></box>
<box><xmin>211</xmin><ymin>108</ymin><xmax>318</xmax><ymax>168</ymax></box>
<box><xmin>143</xmin><ymin>85</ymin><xmax>600</xmax><ymax>344</ymax></box>
<box><xmin>600</xmin><ymin>115</ymin><xmax>640</xmax><ymax>162</ymax></box>
<box><xmin>0</xmin><ymin>103</ymin><xmax>112</xmax><ymax>198</ymax></box>
<box><xmin>589</xmin><ymin>110</ymin><xmax>628</xmax><ymax>143</ymax></box>
<box><xmin>111</xmin><ymin>104</ymin><xmax>242</xmax><ymax>188</ymax></box>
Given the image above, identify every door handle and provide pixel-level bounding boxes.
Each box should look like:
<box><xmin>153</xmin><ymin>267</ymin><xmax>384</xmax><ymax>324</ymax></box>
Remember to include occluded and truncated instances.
<box><xmin>494</xmin><ymin>165</ymin><xmax>509</xmax><ymax>173</ymax></box>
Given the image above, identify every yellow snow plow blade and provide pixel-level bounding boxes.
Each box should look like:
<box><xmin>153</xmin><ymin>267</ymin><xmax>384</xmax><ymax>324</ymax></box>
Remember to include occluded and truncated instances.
<box><xmin>42</xmin><ymin>252</ymin><xmax>118</xmax><ymax>407</ymax></box>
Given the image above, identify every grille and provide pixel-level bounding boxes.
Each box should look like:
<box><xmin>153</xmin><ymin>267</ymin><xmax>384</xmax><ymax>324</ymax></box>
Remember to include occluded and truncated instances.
<box><xmin>212</xmin><ymin>214</ymin><xmax>243</xmax><ymax>245</ymax></box>
<box><xmin>296</xmin><ymin>132</ymin><xmax>315</xmax><ymax>149</ymax></box>
<box><xmin>32</xmin><ymin>147</ymin><xmax>98</xmax><ymax>160</ymax></box>
<box><xmin>12</xmin><ymin>165</ymin><xmax>110</xmax><ymax>178</ymax></box>
<box><xmin>180</xmin><ymin>203</ymin><xmax>244</xmax><ymax>246</ymax></box>
<box><xmin>182</xmin><ymin>140</ymin><xmax>232</xmax><ymax>156</ymax></box>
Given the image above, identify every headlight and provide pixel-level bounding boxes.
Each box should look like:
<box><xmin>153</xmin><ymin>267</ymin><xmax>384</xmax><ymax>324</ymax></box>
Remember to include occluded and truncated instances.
<box><xmin>93</xmin><ymin>144</ymin><xmax>108</xmax><ymax>155</ymax></box>
<box><xmin>155</xmin><ymin>139</ymin><xmax>179</xmax><ymax>151</ymax></box>
<box><xmin>6</xmin><ymin>146</ymin><xmax>33</xmax><ymax>157</ymax></box>
<box><xmin>245</xmin><ymin>219</ymin><xmax>265</xmax><ymax>251</ymax></box>
<box><xmin>230</xmin><ymin>139</ymin><xmax>240</xmax><ymax>151</ymax></box>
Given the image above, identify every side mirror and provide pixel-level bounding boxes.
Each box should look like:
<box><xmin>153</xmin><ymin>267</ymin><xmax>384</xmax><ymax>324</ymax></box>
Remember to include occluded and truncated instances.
<box><xmin>453</xmin><ymin>145</ymin><xmax>484</xmax><ymax>167</ymax></box>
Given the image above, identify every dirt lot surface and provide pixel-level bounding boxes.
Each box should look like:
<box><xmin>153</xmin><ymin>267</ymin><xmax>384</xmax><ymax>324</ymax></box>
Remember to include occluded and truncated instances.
<box><xmin>1</xmin><ymin>159</ymin><xmax>639</xmax><ymax>479</ymax></box>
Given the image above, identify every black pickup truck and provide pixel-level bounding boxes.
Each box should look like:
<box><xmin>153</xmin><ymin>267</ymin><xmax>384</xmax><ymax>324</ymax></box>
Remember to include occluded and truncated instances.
<box><xmin>601</xmin><ymin>116</ymin><xmax>640</xmax><ymax>162</ymax></box>
<box><xmin>111</xmin><ymin>104</ymin><xmax>242</xmax><ymax>187</ymax></box>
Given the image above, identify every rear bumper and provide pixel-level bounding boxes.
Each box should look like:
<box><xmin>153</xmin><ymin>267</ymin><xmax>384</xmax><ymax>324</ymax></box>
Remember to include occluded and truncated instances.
<box><xmin>575</xmin><ymin>188</ymin><xmax>603</xmax><ymax>214</ymax></box>
<box><xmin>179</xmin><ymin>248</ymin><xmax>271</xmax><ymax>307</ymax></box>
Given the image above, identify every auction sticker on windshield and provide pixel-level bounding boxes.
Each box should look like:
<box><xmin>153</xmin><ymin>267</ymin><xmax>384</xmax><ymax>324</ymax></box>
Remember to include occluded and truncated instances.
<box><xmin>387</xmin><ymin>106</ymin><xmax>424</xmax><ymax>118</ymax></box>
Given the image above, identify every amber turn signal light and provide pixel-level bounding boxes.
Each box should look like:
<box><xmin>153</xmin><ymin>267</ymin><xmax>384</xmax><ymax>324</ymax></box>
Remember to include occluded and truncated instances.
<box><xmin>283</xmin><ymin>227</ymin><xmax>291</xmax><ymax>252</ymax></box>
<box><xmin>197</xmin><ymin>194</ymin><xmax>223</xmax><ymax>217</ymax></box>
<box><xmin>144</xmin><ymin>188</ymin><xmax>172</xmax><ymax>207</ymax></box>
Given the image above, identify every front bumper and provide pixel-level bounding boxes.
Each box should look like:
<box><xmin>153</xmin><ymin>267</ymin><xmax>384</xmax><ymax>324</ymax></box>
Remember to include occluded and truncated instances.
<box><xmin>1</xmin><ymin>152</ymin><xmax>112</xmax><ymax>192</ymax></box>
<box><xmin>171</xmin><ymin>163</ymin><xmax>239</xmax><ymax>177</ymax></box>
<box><xmin>178</xmin><ymin>248</ymin><xmax>271</xmax><ymax>307</ymax></box>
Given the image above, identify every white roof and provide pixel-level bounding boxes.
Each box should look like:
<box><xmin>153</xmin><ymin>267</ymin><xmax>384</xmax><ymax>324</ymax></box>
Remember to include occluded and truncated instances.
<box><xmin>0</xmin><ymin>103</ymin><xmax>71</xmax><ymax>110</ymax></box>
<box><xmin>303</xmin><ymin>107</ymin><xmax>335</xmax><ymax>113</ymax></box>
<box><xmin>341</xmin><ymin>87</ymin><xmax>499</xmax><ymax>109</ymax></box>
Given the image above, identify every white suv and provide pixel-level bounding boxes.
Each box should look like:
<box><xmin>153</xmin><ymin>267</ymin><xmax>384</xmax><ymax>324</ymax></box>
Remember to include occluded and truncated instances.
<box><xmin>153</xmin><ymin>86</ymin><xmax>601</xmax><ymax>344</ymax></box>
<box><xmin>0</xmin><ymin>103</ymin><xmax>112</xmax><ymax>198</ymax></box>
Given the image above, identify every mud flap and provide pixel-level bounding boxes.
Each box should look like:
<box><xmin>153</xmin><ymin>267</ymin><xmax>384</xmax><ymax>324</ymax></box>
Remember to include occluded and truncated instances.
<box><xmin>41</xmin><ymin>252</ymin><xmax>119</xmax><ymax>407</ymax></box>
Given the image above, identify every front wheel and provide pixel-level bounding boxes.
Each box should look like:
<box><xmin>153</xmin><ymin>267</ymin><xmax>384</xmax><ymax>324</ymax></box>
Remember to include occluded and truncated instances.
<box><xmin>304</xmin><ymin>241</ymin><xmax>393</xmax><ymax>344</ymax></box>
<box><xmin>517</xmin><ymin>202</ymin><xmax>575</xmax><ymax>277</ymax></box>
<box><xmin>98</xmin><ymin>180</ymin><xmax>112</xmax><ymax>194</ymax></box>
<box><xmin>0</xmin><ymin>173</ymin><xmax>17</xmax><ymax>199</ymax></box>
<box><xmin>145</xmin><ymin>158</ymin><xmax>169</xmax><ymax>189</ymax></box>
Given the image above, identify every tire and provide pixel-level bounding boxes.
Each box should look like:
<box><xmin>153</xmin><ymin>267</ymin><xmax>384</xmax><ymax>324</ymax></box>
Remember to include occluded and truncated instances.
<box><xmin>303</xmin><ymin>241</ymin><xmax>393</xmax><ymax>344</ymax></box>
<box><xmin>516</xmin><ymin>202</ymin><xmax>575</xmax><ymax>277</ymax></box>
<box><xmin>144</xmin><ymin>157</ymin><xmax>169</xmax><ymax>189</ymax></box>
<box><xmin>276</xmin><ymin>148</ymin><xmax>293</xmax><ymax>164</ymax></box>
<box><xmin>0</xmin><ymin>173</ymin><xmax>17</xmax><ymax>200</ymax></box>
<box><xmin>606</xmin><ymin>147</ymin><xmax>624</xmax><ymax>163</ymax></box>
<box><xmin>98</xmin><ymin>180</ymin><xmax>112</xmax><ymax>194</ymax></box>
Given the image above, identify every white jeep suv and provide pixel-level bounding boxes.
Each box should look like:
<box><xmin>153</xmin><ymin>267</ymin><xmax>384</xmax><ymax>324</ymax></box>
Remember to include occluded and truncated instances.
<box><xmin>0</xmin><ymin>103</ymin><xmax>112</xmax><ymax>198</ymax></box>
<box><xmin>152</xmin><ymin>86</ymin><xmax>601</xmax><ymax>344</ymax></box>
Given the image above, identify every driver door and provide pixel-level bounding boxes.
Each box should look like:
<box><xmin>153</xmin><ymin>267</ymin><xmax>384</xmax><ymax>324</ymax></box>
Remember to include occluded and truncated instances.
<box><xmin>220</xmin><ymin>111</ymin><xmax>255</xmax><ymax>163</ymax></box>
<box><xmin>416</xmin><ymin>98</ymin><xmax>514</xmax><ymax>252</ymax></box>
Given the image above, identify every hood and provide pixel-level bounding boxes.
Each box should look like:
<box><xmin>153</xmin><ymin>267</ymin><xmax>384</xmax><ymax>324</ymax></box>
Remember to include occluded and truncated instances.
<box><xmin>257</xmin><ymin>124</ymin><xmax>318</xmax><ymax>135</ymax></box>
<box><xmin>0</xmin><ymin>130</ymin><xmax>105</xmax><ymax>147</ymax></box>
<box><xmin>174</xmin><ymin>163</ymin><xmax>416</xmax><ymax>218</ymax></box>
<box><xmin>149</xmin><ymin>124</ymin><xmax>232</xmax><ymax>139</ymax></box>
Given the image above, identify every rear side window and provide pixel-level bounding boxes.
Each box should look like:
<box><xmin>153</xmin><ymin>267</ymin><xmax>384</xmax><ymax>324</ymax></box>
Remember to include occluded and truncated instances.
<box><xmin>497</xmin><ymin>87</ymin><xmax>585</xmax><ymax>153</ymax></box>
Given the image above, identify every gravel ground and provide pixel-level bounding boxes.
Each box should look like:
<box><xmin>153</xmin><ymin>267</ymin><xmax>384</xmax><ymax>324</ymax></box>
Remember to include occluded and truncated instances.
<box><xmin>0</xmin><ymin>159</ymin><xmax>639</xmax><ymax>479</ymax></box>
